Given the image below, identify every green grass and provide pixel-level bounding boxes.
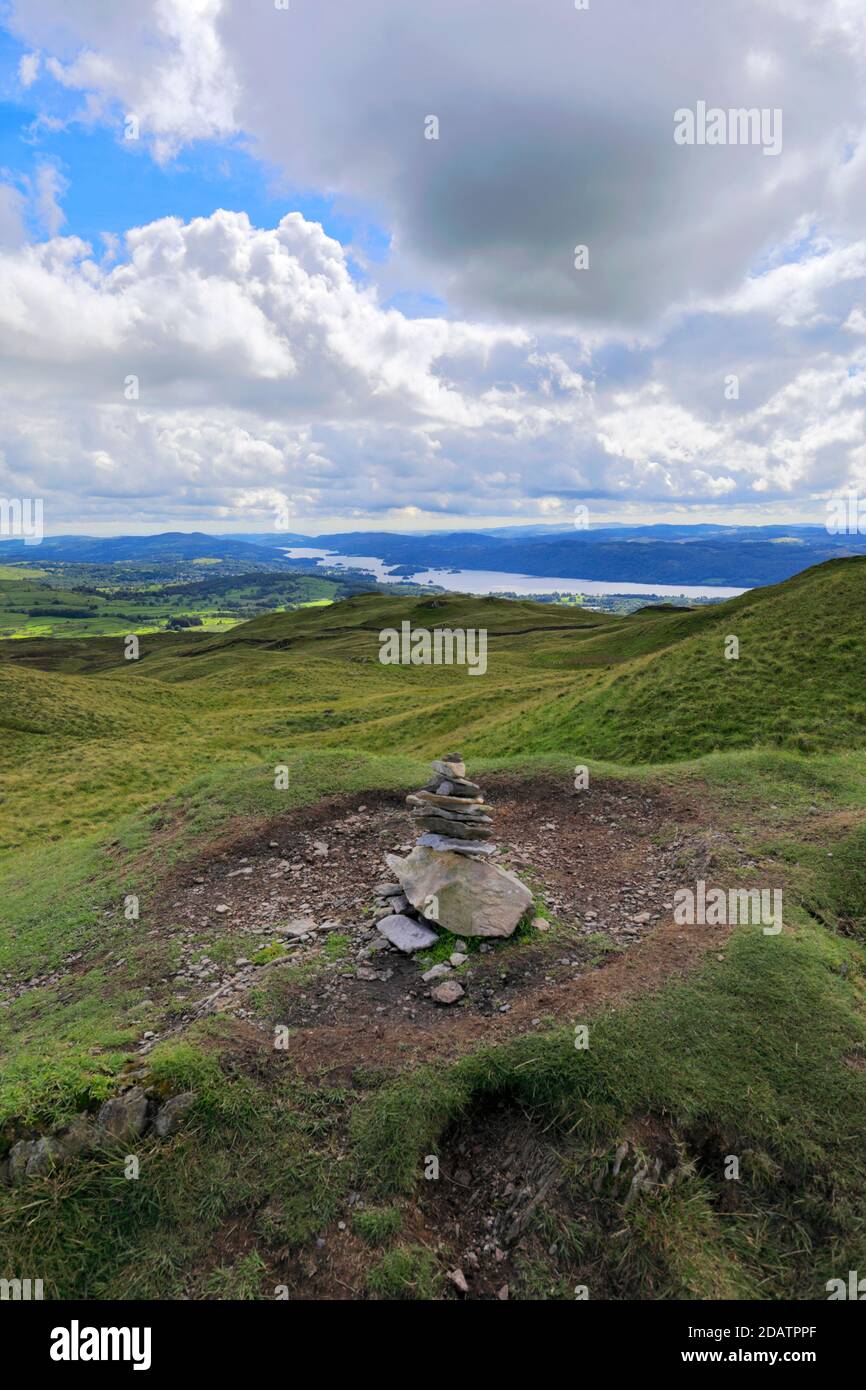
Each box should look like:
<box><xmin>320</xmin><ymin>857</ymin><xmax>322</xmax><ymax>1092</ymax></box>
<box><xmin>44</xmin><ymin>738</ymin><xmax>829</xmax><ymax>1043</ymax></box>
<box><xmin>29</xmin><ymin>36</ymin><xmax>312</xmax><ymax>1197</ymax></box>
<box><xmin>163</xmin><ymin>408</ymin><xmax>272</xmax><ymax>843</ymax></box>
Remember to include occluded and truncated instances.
<box><xmin>352</xmin><ymin>917</ymin><xmax>866</xmax><ymax>1299</ymax></box>
<box><xmin>352</xmin><ymin>1205</ymin><xmax>403</xmax><ymax>1246</ymax></box>
<box><xmin>367</xmin><ymin>1245</ymin><xmax>441</xmax><ymax>1299</ymax></box>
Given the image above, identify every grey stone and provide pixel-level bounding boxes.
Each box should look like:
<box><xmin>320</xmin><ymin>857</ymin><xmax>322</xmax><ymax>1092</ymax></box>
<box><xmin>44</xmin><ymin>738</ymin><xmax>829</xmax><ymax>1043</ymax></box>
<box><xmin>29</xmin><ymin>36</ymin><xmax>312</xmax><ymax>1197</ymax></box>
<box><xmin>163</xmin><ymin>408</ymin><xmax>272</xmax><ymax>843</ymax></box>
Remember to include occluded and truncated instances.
<box><xmin>154</xmin><ymin>1091</ymin><xmax>196</xmax><ymax>1138</ymax></box>
<box><xmin>410</xmin><ymin>802</ymin><xmax>491</xmax><ymax>823</ymax></box>
<box><xmin>421</xmin><ymin>963</ymin><xmax>452</xmax><ymax>983</ymax></box>
<box><xmin>416</xmin><ymin>834</ymin><xmax>496</xmax><ymax>856</ymax></box>
<box><xmin>55</xmin><ymin>1114</ymin><xmax>94</xmax><ymax>1159</ymax></box>
<box><xmin>450</xmin><ymin>952</ymin><xmax>469</xmax><ymax>967</ymax></box>
<box><xmin>96</xmin><ymin>1086</ymin><xmax>149</xmax><ymax>1142</ymax></box>
<box><xmin>407</xmin><ymin>792</ymin><xmax>489</xmax><ymax>813</ymax></box>
<box><xmin>8</xmin><ymin>1139</ymin><xmax>38</xmax><ymax>1185</ymax></box>
<box><xmin>278</xmin><ymin>917</ymin><xmax>317</xmax><ymax>937</ymax></box>
<box><xmin>428</xmin><ymin>776</ymin><xmax>481</xmax><ymax>797</ymax></box>
<box><xmin>429</xmin><ymin>778</ymin><xmax>454</xmax><ymax>796</ymax></box>
<box><xmin>432</xmin><ymin>758</ymin><xmax>466</xmax><ymax>780</ymax></box>
<box><xmin>431</xmin><ymin>980</ymin><xmax>465</xmax><ymax>1005</ymax></box>
<box><xmin>25</xmin><ymin>1135</ymin><xmax>64</xmax><ymax>1178</ymax></box>
<box><xmin>386</xmin><ymin>845</ymin><xmax>532</xmax><ymax>939</ymax></box>
<box><xmin>374</xmin><ymin>883</ymin><xmax>403</xmax><ymax>898</ymax></box>
<box><xmin>376</xmin><ymin>913</ymin><xmax>439</xmax><ymax>952</ymax></box>
<box><xmin>411</xmin><ymin>815</ymin><xmax>493</xmax><ymax>840</ymax></box>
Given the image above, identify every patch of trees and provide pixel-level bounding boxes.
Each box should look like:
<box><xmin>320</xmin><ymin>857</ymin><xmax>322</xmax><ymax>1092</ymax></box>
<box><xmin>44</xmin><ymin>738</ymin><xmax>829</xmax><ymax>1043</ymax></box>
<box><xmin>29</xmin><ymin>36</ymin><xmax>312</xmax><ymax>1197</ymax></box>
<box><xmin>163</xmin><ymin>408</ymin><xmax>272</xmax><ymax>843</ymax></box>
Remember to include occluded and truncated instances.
<box><xmin>27</xmin><ymin>607</ymin><xmax>96</xmax><ymax>618</ymax></box>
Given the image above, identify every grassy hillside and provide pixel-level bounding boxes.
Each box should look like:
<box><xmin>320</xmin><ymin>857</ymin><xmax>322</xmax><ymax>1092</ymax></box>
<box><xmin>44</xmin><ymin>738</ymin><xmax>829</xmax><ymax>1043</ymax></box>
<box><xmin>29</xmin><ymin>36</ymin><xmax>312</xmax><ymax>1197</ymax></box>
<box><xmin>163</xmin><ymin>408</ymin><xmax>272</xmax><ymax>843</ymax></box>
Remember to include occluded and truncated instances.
<box><xmin>2</xmin><ymin>558</ymin><xmax>864</xmax><ymax>848</ymax></box>
<box><xmin>1</xmin><ymin>557</ymin><xmax>866</xmax><ymax>1300</ymax></box>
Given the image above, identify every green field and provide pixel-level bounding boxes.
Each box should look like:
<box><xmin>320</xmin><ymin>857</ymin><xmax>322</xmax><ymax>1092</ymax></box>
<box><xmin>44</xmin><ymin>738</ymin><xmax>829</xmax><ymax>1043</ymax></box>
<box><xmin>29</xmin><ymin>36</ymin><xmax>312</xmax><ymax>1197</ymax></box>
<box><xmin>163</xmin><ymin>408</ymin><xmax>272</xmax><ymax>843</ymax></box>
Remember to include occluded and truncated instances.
<box><xmin>1</xmin><ymin>557</ymin><xmax>865</xmax><ymax>1299</ymax></box>
<box><xmin>0</xmin><ymin>564</ymin><xmax>347</xmax><ymax>641</ymax></box>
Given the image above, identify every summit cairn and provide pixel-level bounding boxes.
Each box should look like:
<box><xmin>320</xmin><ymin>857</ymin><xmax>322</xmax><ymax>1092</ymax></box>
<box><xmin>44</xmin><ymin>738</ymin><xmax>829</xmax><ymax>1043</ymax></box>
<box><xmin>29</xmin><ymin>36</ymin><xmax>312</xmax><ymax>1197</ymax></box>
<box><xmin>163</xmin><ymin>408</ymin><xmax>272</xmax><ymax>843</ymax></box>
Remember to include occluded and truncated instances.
<box><xmin>386</xmin><ymin>754</ymin><xmax>533</xmax><ymax>939</ymax></box>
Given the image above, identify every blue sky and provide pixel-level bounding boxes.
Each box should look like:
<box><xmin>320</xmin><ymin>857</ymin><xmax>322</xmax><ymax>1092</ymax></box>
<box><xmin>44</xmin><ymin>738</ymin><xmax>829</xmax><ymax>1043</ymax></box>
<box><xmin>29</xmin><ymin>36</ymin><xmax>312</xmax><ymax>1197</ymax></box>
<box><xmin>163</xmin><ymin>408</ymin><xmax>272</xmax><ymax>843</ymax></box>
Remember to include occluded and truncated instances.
<box><xmin>0</xmin><ymin>24</ymin><xmax>394</xmax><ymax>276</ymax></box>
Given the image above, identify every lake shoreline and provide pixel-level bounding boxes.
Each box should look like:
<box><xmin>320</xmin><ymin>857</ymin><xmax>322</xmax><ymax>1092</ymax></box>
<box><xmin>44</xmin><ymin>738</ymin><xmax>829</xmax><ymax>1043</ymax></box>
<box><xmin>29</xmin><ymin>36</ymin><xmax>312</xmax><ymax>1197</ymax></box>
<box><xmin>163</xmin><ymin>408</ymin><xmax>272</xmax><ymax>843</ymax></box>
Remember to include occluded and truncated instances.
<box><xmin>284</xmin><ymin>548</ymin><xmax>748</xmax><ymax>601</ymax></box>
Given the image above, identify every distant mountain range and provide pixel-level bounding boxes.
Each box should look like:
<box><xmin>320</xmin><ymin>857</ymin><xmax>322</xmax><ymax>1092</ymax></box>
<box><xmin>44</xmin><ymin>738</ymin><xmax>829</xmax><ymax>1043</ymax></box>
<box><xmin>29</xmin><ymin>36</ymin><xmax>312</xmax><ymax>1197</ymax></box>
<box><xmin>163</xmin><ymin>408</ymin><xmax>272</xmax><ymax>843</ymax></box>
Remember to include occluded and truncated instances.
<box><xmin>228</xmin><ymin>523</ymin><xmax>866</xmax><ymax>588</ymax></box>
<box><xmin>4</xmin><ymin>523</ymin><xmax>865</xmax><ymax>588</ymax></box>
<box><xmin>0</xmin><ymin>531</ymin><xmax>292</xmax><ymax>565</ymax></box>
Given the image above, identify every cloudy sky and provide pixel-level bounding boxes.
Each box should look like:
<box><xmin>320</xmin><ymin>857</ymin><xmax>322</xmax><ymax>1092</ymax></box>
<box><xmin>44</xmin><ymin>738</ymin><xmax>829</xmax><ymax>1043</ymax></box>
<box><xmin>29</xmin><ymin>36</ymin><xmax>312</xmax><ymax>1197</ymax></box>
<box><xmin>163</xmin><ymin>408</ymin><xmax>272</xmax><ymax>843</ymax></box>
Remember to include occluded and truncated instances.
<box><xmin>1</xmin><ymin>0</ymin><xmax>865</xmax><ymax>535</ymax></box>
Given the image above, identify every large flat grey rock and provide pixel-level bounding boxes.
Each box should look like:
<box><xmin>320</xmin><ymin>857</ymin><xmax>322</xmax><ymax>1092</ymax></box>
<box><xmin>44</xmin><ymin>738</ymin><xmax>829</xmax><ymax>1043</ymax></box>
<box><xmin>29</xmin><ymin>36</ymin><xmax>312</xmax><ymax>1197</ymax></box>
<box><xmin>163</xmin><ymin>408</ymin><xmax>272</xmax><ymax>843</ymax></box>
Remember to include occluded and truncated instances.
<box><xmin>376</xmin><ymin>912</ymin><xmax>439</xmax><ymax>952</ymax></box>
<box><xmin>386</xmin><ymin>845</ymin><xmax>532</xmax><ymax>939</ymax></box>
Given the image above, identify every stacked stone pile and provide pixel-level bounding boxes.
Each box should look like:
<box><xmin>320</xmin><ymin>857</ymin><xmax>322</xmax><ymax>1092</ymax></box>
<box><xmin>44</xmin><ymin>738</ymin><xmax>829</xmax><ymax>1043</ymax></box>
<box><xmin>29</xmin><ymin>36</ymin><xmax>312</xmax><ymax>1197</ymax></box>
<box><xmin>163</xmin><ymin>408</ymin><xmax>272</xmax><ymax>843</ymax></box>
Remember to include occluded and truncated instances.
<box><xmin>382</xmin><ymin>753</ymin><xmax>533</xmax><ymax>943</ymax></box>
<box><xmin>406</xmin><ymin>753</ymin><xmax>496</xmax><ymax>852</ymax></box>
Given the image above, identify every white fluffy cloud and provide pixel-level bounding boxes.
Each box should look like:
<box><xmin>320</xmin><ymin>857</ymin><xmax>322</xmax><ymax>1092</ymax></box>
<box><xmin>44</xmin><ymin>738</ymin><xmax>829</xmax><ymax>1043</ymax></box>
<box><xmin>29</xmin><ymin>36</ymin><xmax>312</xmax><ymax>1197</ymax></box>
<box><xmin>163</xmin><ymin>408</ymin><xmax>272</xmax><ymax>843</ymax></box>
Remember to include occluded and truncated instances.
<box><xmin>1</xmin><ymin>207</ymin><xmax>865</xmax><ymax>528</ymax></box>
<box><xmin>4</xmin><ymin>0</ymin><xmax>866</xmax><ymax>527</ymax></box>
<box><xmin>10</xmin><ymin>0</ymin><xmax>866</xmax><ymax>327</ymax></box>
<box><xmin>8</xmin><ymin>0</ymin><xmax>237</xmax><ymax>161</ymax></box>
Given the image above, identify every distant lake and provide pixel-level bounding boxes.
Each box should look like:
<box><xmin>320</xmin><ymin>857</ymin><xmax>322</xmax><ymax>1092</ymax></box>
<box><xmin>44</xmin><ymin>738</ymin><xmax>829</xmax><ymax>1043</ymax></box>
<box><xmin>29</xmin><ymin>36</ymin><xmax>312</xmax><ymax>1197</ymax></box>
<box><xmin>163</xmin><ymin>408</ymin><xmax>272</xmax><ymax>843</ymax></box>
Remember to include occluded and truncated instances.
<box><xmin>284</xmin><ymin>548</ymin><xmax>747</xmax><ymax>600</ymax></box>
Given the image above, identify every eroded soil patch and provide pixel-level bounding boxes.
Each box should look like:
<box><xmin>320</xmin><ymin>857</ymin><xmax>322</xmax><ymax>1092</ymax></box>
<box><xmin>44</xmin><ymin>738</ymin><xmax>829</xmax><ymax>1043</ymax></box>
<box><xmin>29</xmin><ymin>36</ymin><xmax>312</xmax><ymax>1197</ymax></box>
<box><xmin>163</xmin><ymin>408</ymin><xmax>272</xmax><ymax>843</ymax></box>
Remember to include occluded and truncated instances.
<box><xmin>139</xmin><ymin>776</ymin><xmax>738</xmax><ymax>1077</ymax></box>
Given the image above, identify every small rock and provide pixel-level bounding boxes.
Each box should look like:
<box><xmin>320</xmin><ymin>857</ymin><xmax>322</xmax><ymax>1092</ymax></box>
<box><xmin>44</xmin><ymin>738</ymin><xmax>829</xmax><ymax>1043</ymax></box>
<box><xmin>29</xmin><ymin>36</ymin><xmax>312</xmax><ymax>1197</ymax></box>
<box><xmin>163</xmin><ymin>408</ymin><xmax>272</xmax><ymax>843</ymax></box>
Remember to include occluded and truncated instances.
<box><xmin>497</xmin><ymin>1284</ymin><xmax>509</xmax><ymax>1300</ymax></box>
<box><xmin>377</xmin><ymin>914</ymin><xmax>439</xmax><ymax>953</ymax></box>
<box><xmin>55</xmin><ymin>1114</ymin><xmax>94</xmax><ymax>1159</ymax></box>
<box><xmin>431</xmin><ymin>980</ymin><xmax>465</xmax><ymax>1005</ymax></box>
<box><xmin>8</xmin><ymin>1139</ymin><xmax>37</xmax><ymax>1185</ymax></box>
<box><xmin>24</xmin><ymin>1136</ymin><xmax>65</xmax><ymax>1179</ymax></box>
<box><xmin>278</xmin><ymin>917</ymin><xmax>317</xmax><ymax>937</ymax></box>
<box><xmin>215</xmin><ymin>904</ymin><xmax>230</xmax><ymax>914</ymax></box>
<box><xmin>448</xmin><ymin>1268</ymin><xmax>470</xmax><ymax>1295</ymax></box>
<box><xmin>154</xmin><ymin>1092</ymin><xmax>196</xmax><ymax>1138</ymax></box>
<box><xmin>422</xmin><ymin>963</ymin><xmax>452</xmax><ymax>983</ymax></box>
<box><xmin>449</xmin><ymin>952</ymin><xmax>468</xmax><ymax>966</ymax></box>
<box><xmin>96</xmin><ymin>1086</ymin><xmax>149</xmax><ymax>1142</ymax></box>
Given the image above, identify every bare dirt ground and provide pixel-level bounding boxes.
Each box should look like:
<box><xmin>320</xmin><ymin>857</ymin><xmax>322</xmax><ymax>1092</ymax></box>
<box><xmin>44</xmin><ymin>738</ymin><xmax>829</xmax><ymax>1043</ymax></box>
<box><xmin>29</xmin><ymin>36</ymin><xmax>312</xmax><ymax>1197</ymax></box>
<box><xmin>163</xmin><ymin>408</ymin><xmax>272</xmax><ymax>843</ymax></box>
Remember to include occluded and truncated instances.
<box><xmin>145</xmin><ymin>774</ymin><xmax>736</xmax><ymax>1079</ymax></box>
